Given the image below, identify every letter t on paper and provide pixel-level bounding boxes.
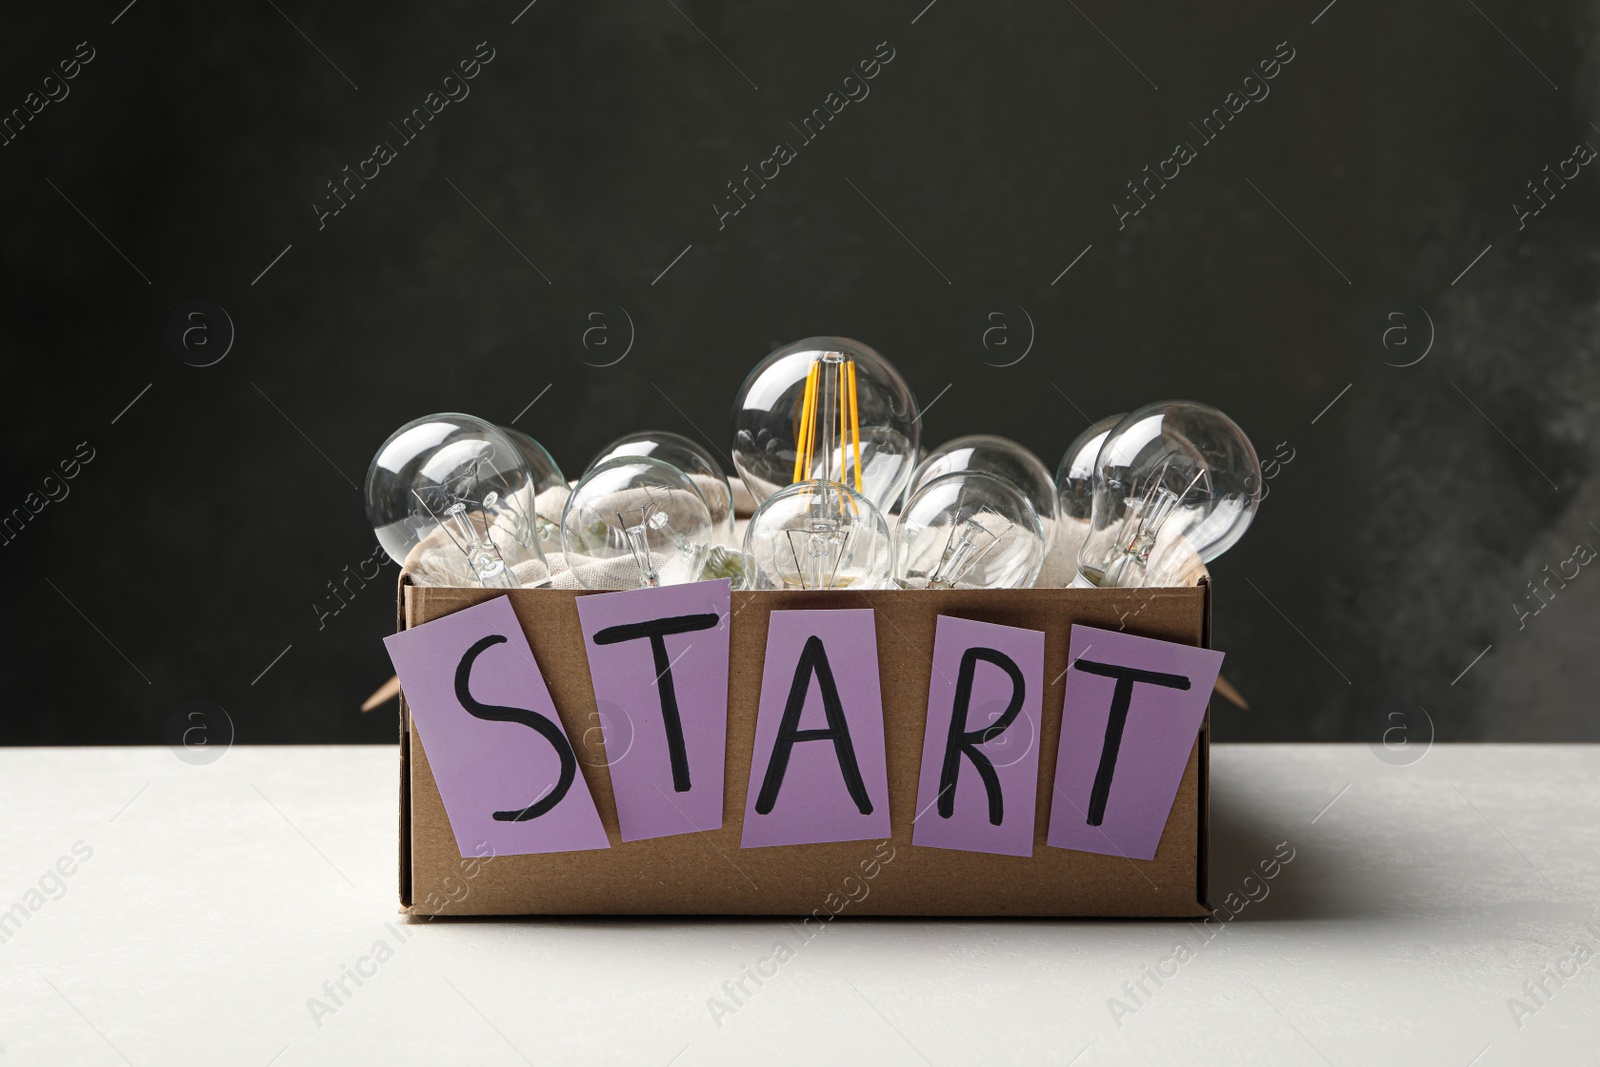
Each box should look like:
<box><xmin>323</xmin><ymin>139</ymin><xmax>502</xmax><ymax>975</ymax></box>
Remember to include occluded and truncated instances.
<box><xmin>576</xmin><ymin>579</ymin><xmax>732</xmax><ymax>842</ymax></box>
<box><xmin>1046</xmin><ymin>625</ymin><xmax>1222</xmax><ymax>861</ymax></box>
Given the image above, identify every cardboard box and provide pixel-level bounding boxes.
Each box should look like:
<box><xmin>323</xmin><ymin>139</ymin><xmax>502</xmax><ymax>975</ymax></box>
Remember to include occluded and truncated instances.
<box><xmin>398</xmin><ymin>580</ymin><xmax>1211</xmax><ymax>917</ymax></box>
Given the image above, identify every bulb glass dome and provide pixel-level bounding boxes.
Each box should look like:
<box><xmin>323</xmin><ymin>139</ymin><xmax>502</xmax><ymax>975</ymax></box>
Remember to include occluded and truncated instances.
<box><xmin>894</xmin><ymin>470</ymin><xmax>1045</xmax><ymax>590</ymax></box>
<box><xmin>365</xmin><ymin>413</ymin><xmax>550</xmax><ymax>589</ymax></box>
<box><xmin>742</xmin><ymin>480</ymin><xmax>894</xmax><ymax>590</ymax></box>
<box><xmin>731</xmin><ymin>337</ymin><xmax>919</xmax><ymax>511</ymax></box>
<box><xmin>499</xmin><ymin>426</ymin><xmax>569</xmax><ymax>555</ymax></box>
<box><xmin>589</xmin><ymin>430</ymin><xmax>735</xmax><ymax>547</ymax></box>
<box><xmin>1054</xmin><ymin>414</ymin><xmax>1124</xmax><ymax>571</ymax></box>
<box><xmin>560</xmin><ymin>457</ymin><xmax>715</xmax><ymax>590</ymax></box>
<box><xmin>1056</xmin><ymin>415</ymin><xmax>1125</xmax><ymax>522</ymax></box>
<box><xmin>1074</xmin><ymin>401</ymin><xmax>1260</xmax><ymax>589</ymax></box>
<box><xmin>908</xmin><ymin>434</ymin><xmax>1058</xmax><ymax>530</ymax></box>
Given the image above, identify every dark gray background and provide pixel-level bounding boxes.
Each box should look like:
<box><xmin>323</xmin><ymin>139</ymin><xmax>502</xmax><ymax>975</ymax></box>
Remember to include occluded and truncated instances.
<box><xmin>1</xmin><ymin>1</ymin><xmax>1594</xmax><ymax>746</ymax></box>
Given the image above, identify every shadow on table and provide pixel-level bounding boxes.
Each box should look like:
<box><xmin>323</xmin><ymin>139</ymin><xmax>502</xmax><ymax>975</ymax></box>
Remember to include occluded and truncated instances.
<box><xmin>1207</xmin><ymin>775</ymin><xmax>1588</xmax><ymax>932</ymax></box>
<box><xmin>1205</xmin><ymin>777</ymin><xmax>1375</xmax><ymax>921</ymax></box>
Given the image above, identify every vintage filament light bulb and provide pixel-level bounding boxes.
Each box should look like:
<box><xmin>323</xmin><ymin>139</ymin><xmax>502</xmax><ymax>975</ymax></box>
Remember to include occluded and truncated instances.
<box><xmin>365</xmin><ymin>413</ymin><xmax>551</xmax><ymax>589</ymax></box>
<box><xmin>559</xmin><ymin>456</ymin><xmax>715</xmax><ymax>590</ymax></box>
<box><xmin>1073</xmin><ymin>401</ymin><xmax>1261</xmax><ymax>589</ymax></box>
<box><xmin>894</xmin><ymin>470</ymin><xmax>1045</xmax><ymax>590</ymax></box>
<box><xmin>731</xmin><ymin>336</ymin><xmax>919</xmax><ymax>511</ymax></box>
<box><xmin>741</xmin><ymin>349</ymin><xmax>895</xmax><ymax>589</ymax></box>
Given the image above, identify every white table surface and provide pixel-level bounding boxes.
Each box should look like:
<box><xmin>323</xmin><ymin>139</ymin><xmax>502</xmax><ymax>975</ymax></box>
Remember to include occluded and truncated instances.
<box><xmin>1</xmin><ymin>744</ymin><xmax>1595</xmax><ymax>1066</ymax></box>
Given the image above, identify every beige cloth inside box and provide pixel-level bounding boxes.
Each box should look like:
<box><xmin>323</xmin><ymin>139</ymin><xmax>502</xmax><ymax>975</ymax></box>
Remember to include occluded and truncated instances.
<box><xmin>401</xmin><ymin>475</ymin><xmax>1205</xmax><ymax>590</ymax></box>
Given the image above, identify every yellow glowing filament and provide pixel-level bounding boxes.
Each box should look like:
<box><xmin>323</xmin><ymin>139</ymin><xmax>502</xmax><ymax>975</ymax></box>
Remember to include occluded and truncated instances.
<box><xmin>847</xmin><ymin>359</ymin><xmax>862</xmax><ymax>493</ymax></box>
<box><xmin>792</xmin><ymin>363</ymin><xmax>811</xmax><ymax>484</ymax></box>
<box><xmin>793</xmin><ymin>362</ymin><xmax>820</xmax><ymax>484</ymax></box>
<box><xmin>792</xmin><ymin>355</ymin><xmax>863</xmax><ymax>499</ymax></box>
<box><xmin>837</xmin><ymin>359</ymin><xmax>849</xmax><ymax>487</ymax></box>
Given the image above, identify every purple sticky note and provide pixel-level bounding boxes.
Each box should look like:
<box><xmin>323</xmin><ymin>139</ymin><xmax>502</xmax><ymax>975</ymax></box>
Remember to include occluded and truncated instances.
<box><xmin>741</xmin><ymin>609</ymin><xmax>892</xmax><ymax>848</ymax></box>
<box><xmin>912</xmin><ymin>616</ymin><xmax>1046</xmax><ymax>857</ymax></box>
<box><xmin>574</xmin><ymin>579</ymin><xmax>732</xmax><ymax>842</ymax></box>
<box><xmin>1046</xmin><ymin>625</ymin><xmax>1223</xmax><ymax>861</ymax></box>
<box><xmin>384</xmin><ymin>596</ymin><xmax>609</xmax><ymax>857</ymax></box>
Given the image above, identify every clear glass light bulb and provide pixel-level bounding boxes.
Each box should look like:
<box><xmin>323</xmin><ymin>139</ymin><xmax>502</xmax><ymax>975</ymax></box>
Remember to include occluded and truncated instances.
<box><xmin>365</xmin><ymin>413</ymin><xmax>551</xmax><ymax>589</ymax></box>
<box><xmin>907</xmin><ymin>434</ymin><xmax>1058</xmax><ymax>536</ymax></box>
<box><xmin>894</xmin><ymin>470</ymin><xmax>1045</xmax><ymax>590</ymax></box>
<box><xmin>499</xmin><ymin>426</ymin><xmax>569</xmax><ymax>556</ymax></box>
<box><xmin>1054</xmin><ymin>413</ymin><xmax>1124</xmax><ymax>568</ymax></box>
<box><xmin>560</xmin><ymin>456</ymin><xmax>715</xmax><ymax>590</ymax></box>
<box><xmin>731</xmin><ymin>336</ymin><xmax>919</xmax><ymax>511</ymax></box>
<box><xmin>743</xmin><ymin>480</ymin><xmax>894</xmax><ymax>590</ymax></box>
<box><xmin>1074</xmin><ymin>401</ymin><xmax>1261</xmax><ymax>589</ymax></box>
<box><xmin>588</xmin><ymin>430</ymin><xmax>735</xmax><ymax>547</ymax></box>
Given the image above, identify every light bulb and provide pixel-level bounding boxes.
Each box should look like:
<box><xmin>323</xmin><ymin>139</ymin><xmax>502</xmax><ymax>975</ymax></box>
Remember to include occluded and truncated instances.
<box><xmin>365</xmin><ymin>413</ymin><xmax>551</xmax><ymax>589</ymax></box>
<box><xmin>588</xmin><ymin>430</ymin><xmax>735</xmax><ymax>547</ymax></box>
<box><xmin>742</xmin><ymin>480</ymin><xmax>894</xmax><ymax>590</ymax></box>
<box><xmin>499</xmin><ymin>426</ymin><xmax>569</xmax><ymax>557</ymax></box>
<box><xmin>907</xmin><ymin>434</ymin><xmax>1058</xmax><ymax>537</ymax></box>
<box><xmin>559</xmin><ymin>456</ymin><xmax>715</xmax><ymax>590</ymax></box>
<box><xmin>1054</xmin><ymin>413</ymin><xmax>1124</xmax><ymax>568</ymax></box>
<box><xmin>731</xmin><ymin>336</ymin><xmax>919</xmax><ymax>511</ymax></box>
<box><xmin>894</xmin><ymin>470</ymin><xmax>1045</xmax><ymax>589</ymax></box>
<box><xmin>1073</xmin><ymin>401</ymin><xmax>1261</xmax><ymax>589</ymax></box>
